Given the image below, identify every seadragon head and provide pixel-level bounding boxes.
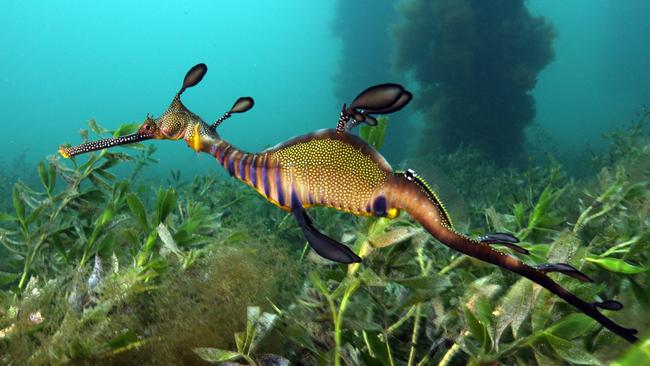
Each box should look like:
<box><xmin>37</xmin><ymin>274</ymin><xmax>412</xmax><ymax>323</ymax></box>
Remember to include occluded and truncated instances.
<box><xmin>58</xmin><ymin>63</ymin><xmax>253</xmax><ymax>158</ymax></box>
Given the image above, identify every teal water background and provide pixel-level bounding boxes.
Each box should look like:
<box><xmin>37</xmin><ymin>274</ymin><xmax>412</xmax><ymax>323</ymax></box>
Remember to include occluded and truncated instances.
<box><xmin>1</xmin><ymin>0</ymin><xmax>648</xmax><ymax>179</ymax></box>
<box><xmin>1</xmin><ymin>1</ymin><xmax>340</xmax><ymax>179</ymax></box>
<box><xmin>529</xmin><ymin>0</ymin><xmax>649</xmax><ymax>154</ymax></box>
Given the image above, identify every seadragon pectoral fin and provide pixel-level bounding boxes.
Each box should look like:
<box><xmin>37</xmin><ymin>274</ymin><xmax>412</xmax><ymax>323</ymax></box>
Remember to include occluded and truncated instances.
<box><xmin>479</xmin><ymin>232</ymin><xmax>520</xmax><ymax>244</ymax></box>
<box><xmin>479</xmin><ymin>232</ymin><xmax>530</xmax><ymax>255</ymax></box>
<box><xmin>536</xmin><ymin>263</ymin><xmax>594</xmax><ymax>283</ymax></box>
<box><xmin>292</xmin><ymin>207</ymin><xmax>361</xmax><ymax>264</ymax></box>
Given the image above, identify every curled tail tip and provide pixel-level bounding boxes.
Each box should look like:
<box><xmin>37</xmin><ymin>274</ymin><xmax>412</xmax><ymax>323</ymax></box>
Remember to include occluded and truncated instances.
<box><xmin>620</xmin><ymin>328</ymin><xmax>639</xmax><ymax>343</ymax></box>
<box><xmin>616</xmin><ymin>325</ymin><xmax>639</xmax><ymax>343</ymax></box>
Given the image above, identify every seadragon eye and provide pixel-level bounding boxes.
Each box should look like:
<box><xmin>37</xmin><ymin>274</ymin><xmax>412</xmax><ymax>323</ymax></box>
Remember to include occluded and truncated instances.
<box><xmin>404</xmin><ymin>169</ymin><xmax>416</xmax><ymax>181</ymax></box>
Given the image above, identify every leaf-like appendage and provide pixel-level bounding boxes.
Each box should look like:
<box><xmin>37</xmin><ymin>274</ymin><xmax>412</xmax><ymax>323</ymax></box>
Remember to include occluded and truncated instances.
<box><xmin>182</xmin><ymin>63</ymin><xmax>207</xmax><ymax>91</ymax></box>
<box><xmin>230</xmin><ymin>97</ymin><xmax>254</xmax><ymax>113</ymax></box>
<box><xmin>350</xmin><ymin>83</ymin><xmax>404</xmax><ymax>110</ymax></box>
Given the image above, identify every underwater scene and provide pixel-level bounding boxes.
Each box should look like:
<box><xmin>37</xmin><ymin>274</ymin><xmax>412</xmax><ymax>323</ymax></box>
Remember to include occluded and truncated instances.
<box><xmin>1</xmin><ymin>1</ymin><xmax>650</xmax><ymax>365</ymax></box>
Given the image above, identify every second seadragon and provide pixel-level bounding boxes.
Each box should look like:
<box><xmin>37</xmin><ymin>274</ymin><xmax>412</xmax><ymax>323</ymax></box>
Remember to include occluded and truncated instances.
<box><xmin>59</xmin><ymin>64</ymin><xmax>638</xmax><ymax>343</ymax></box>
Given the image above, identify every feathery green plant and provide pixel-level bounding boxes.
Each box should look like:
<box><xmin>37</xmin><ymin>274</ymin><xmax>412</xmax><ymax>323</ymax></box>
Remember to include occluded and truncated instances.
<box><xmin>1</xmin><ymin>112</ymin><xmax>649</xmax><ymax>365</ymax></box>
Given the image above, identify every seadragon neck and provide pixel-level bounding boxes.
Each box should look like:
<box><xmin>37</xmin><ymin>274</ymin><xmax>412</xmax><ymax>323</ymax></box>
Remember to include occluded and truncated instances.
<box><xmin>196</xmin><ymin>135</ymin><xmax>289</xmax><ymax>208</ymax></box>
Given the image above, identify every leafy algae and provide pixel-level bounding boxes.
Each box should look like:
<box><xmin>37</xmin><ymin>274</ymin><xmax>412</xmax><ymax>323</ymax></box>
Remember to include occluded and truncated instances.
<box><xmin>1</xmin><ymin>113</ymin><xmax>649</xmax><ymax>365</ymax></box>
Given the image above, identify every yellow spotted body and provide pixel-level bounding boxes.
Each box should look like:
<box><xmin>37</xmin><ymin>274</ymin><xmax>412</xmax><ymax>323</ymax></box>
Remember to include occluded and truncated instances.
<box><xmin>205</xmin><ymin>129</ymin><xmax>399</xmax><ymax>218</ymax></box>
<box><xmin>269</xmin><ymin>132</ymin><xmax>395</xmax><ymax>216</ymax></box>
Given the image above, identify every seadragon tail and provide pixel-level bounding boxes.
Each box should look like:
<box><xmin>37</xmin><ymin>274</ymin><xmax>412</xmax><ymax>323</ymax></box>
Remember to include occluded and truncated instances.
<box><xmin>386</xmin><ymin>172</ymin><xmax>638</xmax><ymax>343</ymax></box>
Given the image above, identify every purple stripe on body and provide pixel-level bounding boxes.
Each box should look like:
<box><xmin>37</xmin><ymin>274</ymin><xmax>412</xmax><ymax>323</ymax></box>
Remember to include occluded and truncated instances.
<box><xmin>219</xmin><ymin>146</ymin><xmax>231</xmax><ymax>167</ymax></box>
<box><xmin>227</xmin><ymin>153</ymin><xmax>236</xmax><ymax>176</ymax></box>
<box><xmin>249</xmin><ymin>155</ymin><xmax>258</xmax><ymax>187</ymax></box>
<box><xmin>276</xmin><ymin>168</ymin><xmax>284</xmax><ymax>207</ymax></box>
<box><xmin>261</xmin><ymin>156</ymin><xmax>270</xmax><ymax>197</ymax></box>
<box><xmin>238</xmin><ymin>154</ymin><xmax>247</xmax><ymax>180</ymax></box>
<box><xmin>290</xmin><ymin>190</ymin><xmax>301</xmax><ymax>208</ymax></box>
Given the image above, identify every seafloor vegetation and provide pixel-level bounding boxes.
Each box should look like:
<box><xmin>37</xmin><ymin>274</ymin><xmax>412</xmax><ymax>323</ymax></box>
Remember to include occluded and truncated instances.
<box><xmin>1</xmin><ymin>112</ymin><xmax>650</xmax><ymax>365</ymax></box>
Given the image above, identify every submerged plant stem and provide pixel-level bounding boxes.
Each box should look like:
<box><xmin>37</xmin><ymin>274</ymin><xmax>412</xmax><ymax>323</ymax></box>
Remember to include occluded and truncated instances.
<box><xmin>334</xmin><ymin>280</ymin><xmax>360</xmax><ymax>366</ymax></box>
<box><xmin>387</xmin><ymin>305</ymin><xmax>416</xmax><ymax>334</ymax></box>
<box><xmin>438</xmin><ymin>341</ymin><xmax>461</xmax><ymax>366</ymax></box>
<box><xmin>407</xmin><ymin>249</ymin><xmax>431</xmax><ymax>364</ymax></box>
<box><xmin>407</xmin><ymin>304</ymin><xmax>422</xmax><ymax>366</ymax></box>
<box><xmin>18</xmin><ymin>235</ymin><xmax>45</xmax><ymax>290</ymax></box>
<box><xmin>438</xmin><ymin>256</ymin><xmax>468</xmax><ymax>275</ymax></box>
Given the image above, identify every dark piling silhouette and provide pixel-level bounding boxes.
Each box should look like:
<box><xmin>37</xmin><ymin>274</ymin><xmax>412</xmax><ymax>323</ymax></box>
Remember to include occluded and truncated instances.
<box><xmin>393</xmin><ymin>0</ymin><xmax>555</xmax><ymax>162</ymax></box>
